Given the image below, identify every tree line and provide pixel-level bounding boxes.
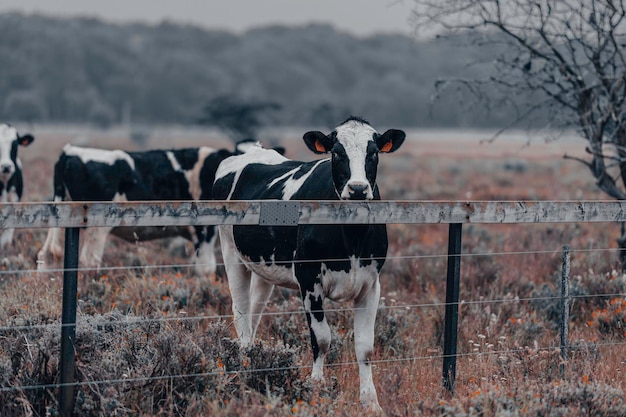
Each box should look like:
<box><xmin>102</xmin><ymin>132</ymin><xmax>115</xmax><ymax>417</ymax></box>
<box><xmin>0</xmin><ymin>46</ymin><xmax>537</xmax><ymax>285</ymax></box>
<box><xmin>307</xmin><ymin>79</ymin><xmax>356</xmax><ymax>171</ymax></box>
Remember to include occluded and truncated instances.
<box><xmin>0</xmin><ymin>12</ymin><xmax>536</xmax><ymax>130</ymax></box>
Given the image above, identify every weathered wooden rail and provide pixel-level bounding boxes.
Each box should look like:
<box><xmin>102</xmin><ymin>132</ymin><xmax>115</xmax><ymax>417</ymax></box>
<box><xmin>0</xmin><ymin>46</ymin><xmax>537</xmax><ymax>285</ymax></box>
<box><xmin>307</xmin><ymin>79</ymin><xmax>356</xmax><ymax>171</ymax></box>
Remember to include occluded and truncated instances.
<box><xmin>3</xmin><ymin>199</ymin><xmax>626</xmax><ymax>228</ymax></box>
<box><xmin>1</xmin><ymin>199</ymin><xmax>623</xmax><ymax>417</ymax></box>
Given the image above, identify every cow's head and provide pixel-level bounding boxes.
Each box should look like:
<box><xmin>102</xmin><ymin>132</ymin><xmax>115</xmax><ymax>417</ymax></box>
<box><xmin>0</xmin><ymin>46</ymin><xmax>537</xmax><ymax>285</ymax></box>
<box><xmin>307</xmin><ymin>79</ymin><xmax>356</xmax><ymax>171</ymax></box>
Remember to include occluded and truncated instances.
<box><xmin>0</xmin><ymin>124</ymin><xmax>34</xmax><ymax>181</ymax></box>
<box><xmin>303</xmin><ymin>117</ymin><xmax>405</xmax><ymax>200</ymax></box>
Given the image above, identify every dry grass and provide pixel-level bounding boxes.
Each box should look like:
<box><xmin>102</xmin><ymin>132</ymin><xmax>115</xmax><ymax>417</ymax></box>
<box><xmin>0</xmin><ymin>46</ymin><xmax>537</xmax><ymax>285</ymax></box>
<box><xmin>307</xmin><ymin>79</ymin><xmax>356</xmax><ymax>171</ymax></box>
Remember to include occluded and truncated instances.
<box><xmin>0</xmin><ymin>126</ymin><xmax>625</xmax><ymax>416</ymax></box>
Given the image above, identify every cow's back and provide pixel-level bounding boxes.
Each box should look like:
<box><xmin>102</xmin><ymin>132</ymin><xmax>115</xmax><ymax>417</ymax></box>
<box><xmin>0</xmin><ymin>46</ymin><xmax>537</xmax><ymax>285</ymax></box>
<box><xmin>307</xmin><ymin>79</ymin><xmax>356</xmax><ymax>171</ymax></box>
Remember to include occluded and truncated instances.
<box><xmin>214</xmin><ymin>148</ymin><xmax>389</xmax><ymax>280</ymax></box>
<box><xmin>58</xmin><ymin>154</ymin><xmax>137</xmax><ymax>201</ymax></box>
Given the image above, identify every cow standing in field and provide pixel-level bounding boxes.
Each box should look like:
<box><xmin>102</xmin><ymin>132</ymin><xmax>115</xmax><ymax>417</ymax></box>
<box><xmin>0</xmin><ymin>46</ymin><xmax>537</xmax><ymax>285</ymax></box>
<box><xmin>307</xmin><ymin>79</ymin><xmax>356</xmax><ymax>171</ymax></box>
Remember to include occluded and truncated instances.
<box><xmin>36</xmin><ymin>140</ymin><xmax>271</xmax><ymax>275</ymax></box>
<box><xmin>212</xmin><ymin>117</ymin><xmax>405</xmax><ymax>412</ymax></box>
<box><xmin>0</xmin><ymin>124</ymin><xmax>34</xmax><ymax>248</ymax></box>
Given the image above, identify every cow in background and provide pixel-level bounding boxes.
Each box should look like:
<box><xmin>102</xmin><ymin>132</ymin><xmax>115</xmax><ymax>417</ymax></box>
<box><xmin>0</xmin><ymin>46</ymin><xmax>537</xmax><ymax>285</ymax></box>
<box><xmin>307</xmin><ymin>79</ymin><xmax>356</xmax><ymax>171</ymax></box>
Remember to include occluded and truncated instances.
<box><xmin>37</xmin><ymin>139</ymin><xmax>281</xmax><ymax>275</ymax></box>
<box><xmin>0</xmin><ymin>123</ymin><xmax>34</xmax><ymax>247</ymax></box>
<box><xmin>213</xmin><ymin>117</ymin><xmax>405</xmax><ymax>412</ymax></box>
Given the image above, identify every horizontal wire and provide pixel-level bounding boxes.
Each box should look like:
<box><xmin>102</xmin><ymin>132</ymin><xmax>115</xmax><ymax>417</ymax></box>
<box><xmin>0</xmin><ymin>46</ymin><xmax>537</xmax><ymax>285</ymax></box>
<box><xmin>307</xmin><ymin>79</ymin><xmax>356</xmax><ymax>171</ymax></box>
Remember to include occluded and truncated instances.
<box><xmin>2</xmin><ymin>245</ymin><xmax>625</xmax><ymax>277</ymax></box>
<box><xmin>1</xmin><ymin>291</ymin><xmax>625</xmax><ymax>333</ymax></box>
<box><xmin>1</xmin><ymin>340</ymin><xmax>624</xmax><ymax>393</ymax></box>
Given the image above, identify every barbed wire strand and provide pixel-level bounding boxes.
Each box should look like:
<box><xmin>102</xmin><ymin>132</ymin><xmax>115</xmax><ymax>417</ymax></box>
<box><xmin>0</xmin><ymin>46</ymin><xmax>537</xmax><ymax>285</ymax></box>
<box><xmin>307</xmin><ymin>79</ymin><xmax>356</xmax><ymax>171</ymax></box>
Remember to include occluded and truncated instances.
<box><xmin>2</xmin><ymin>245</ymin><xmax>626</xmax><ymax>277</ymax></box>
<box><xmin>1</xmin><ymin>340</ymin><xmax>624</xmax><ymax>393</ymax></box>
<box><xmin>1</xmin><ymin>291</ymin><xmax>624</xmax><ymax>333</ymax></box>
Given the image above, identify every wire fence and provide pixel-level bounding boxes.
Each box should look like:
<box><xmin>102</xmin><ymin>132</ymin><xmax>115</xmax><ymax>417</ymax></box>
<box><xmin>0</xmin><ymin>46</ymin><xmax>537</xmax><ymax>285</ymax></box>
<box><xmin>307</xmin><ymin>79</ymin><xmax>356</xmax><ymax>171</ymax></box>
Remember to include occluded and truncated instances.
<box><xmin>1</xmin><ymin>243</ymin><xmax>625</xmax><ymax>394</ymax></box>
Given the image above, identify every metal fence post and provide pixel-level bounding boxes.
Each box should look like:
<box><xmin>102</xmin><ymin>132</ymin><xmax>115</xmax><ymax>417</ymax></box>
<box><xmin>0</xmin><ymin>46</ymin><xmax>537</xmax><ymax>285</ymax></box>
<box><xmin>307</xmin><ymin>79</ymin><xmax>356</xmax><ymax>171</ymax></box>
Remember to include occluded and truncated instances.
<box><xmin>560</xmin><ymin>245</ymin><xmax>571</xmax><ymax>378</ymax></box>
<box><xmin>59</xmin><ymin>227</ymin><xmax>80</xmax><ymax>417</ymax></box>
<box><xmin>443</xmin><ymin>223</ymin><xmax>462</xmax><ymax>392</ymax></box>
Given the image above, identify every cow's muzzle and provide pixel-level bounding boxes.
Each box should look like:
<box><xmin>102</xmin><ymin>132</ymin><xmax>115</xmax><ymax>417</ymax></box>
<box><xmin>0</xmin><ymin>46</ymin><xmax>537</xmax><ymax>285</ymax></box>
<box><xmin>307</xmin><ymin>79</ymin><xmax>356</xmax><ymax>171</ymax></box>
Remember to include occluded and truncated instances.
<box><xmin>343</xmin><ymin>182</ymin><xmax>373</xmax><ymax>200</ymax></box>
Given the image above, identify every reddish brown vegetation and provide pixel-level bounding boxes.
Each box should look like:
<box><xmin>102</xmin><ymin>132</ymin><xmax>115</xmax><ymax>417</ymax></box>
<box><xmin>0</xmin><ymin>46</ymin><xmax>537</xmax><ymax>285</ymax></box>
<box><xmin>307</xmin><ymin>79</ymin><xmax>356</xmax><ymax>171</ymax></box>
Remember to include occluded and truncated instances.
<box><xmin>0</xmin><ymin>128</ymin><xmax>624</xmax><ymax>416</ymax></box>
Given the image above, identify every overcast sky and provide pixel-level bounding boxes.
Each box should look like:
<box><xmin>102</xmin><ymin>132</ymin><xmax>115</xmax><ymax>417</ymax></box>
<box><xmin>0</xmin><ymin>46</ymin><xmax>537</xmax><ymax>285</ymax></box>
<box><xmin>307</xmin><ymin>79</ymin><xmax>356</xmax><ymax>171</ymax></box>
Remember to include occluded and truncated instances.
<box><xmin>0</xmin><ymin>0</ymin><xmax>417</xmax><ymax>37</ymax></box>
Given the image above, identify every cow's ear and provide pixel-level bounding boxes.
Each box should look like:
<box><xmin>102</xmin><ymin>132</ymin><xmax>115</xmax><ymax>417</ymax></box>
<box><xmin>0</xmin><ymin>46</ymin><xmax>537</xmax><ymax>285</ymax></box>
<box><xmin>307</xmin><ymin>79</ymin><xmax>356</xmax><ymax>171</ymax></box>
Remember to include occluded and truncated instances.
<box><xmin>303</xmin><ymin>131</ymin><xmax>333</xmax><ymax>154</ymax></box>
<box><xmin>376</xmin><ymin>129</ymin><xmax>405</xmax><ymax>153</ymax></box>
<box><xmin>18</xmin><ymin>134</ymin><xmax>34</xmax><ymax>147</ymax></box>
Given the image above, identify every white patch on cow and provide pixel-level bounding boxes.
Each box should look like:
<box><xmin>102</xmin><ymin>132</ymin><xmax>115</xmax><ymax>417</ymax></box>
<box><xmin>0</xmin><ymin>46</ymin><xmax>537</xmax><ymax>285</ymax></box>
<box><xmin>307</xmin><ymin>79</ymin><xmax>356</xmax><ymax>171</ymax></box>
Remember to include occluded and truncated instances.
<box><xmin>235</xmin><ymin>140</ymin><xmax>261</xmax><ymax>154</ymax></box>
<box><xmin>0</xmin><ymin>124</ymin><xmax>19</xmax><ymax>181</ymax></box>
<box><xmin>353</xmin><ymin>277</ymin><xmax>382</xmax><ymax>412</ymax></box>
<box><xmin>186</xmin><ymin>146</ymin><xmax>214</xmax><ymax>201</ymax></box>
<box><xmin>320</xmin><ymin>256</ymin><xmax>380</xmax><ymax>302</ymax></box>
<box><xmin>215</xmin><ymin>146</ymin><xmax>287</xmax><ymax>199</ymax></box>
<box><xmin>335</xmin><ymin>120</ymin><xmax>377</xmax><ymax>199</ymax></box>
<box><xmin>194</xmin><ymin>233</ymin><xmax>217</xmax><ymax>276</ymax></box>
<box><xmin>62</xmin><ymin>144</ymin><xmax>135</xmax><ymax>170</ymax></box>
<box><xmin>269</xmin><ymin>159</ymin><xmax>327</xmax><ymax>200</ymax></box>
<box><xmin>165</xmin><ymin>151</ymin><xmax>182</xmax><ymax>172</ymax></box>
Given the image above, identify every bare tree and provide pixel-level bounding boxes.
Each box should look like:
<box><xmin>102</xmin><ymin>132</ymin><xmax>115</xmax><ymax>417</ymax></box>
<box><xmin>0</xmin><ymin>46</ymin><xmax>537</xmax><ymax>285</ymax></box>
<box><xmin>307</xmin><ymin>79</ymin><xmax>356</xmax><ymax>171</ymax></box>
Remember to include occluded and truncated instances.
<box><xmin>413</xmin><ymin>0</ymin><xmax>626</xmax><ymax>262</ymax></box>
<box><xmin>198</xmin><ymin>95</ymin><xmax>281</xmax><ymax>142</ymax></box>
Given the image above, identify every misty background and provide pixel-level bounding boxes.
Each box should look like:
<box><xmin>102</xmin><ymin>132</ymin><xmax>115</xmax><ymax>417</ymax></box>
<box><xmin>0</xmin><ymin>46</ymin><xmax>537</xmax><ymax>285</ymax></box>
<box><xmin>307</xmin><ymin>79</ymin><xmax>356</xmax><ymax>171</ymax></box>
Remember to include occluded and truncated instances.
<box><xmin>0</xmin><ymin>12</ymin><xmax>540</xmax><ymax>134</ymax></box>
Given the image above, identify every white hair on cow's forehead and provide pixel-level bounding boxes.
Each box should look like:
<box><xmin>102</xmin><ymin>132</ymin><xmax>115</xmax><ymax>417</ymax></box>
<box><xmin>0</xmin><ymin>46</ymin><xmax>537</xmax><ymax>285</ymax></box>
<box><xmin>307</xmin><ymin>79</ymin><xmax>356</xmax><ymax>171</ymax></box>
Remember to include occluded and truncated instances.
<box><xmin>0</xmin><ymin>124</ymin><xmax>18</xmax><ymax>143</ymax></box>
<box><xmin>334</xmin><ymin>119</ymin><xmax>377</xmax><ymax>147</ymax></box>
<box><xmin>334</xmin><ymin>118</ymin><xmax>377</xmax><ymax>161</ymax></box>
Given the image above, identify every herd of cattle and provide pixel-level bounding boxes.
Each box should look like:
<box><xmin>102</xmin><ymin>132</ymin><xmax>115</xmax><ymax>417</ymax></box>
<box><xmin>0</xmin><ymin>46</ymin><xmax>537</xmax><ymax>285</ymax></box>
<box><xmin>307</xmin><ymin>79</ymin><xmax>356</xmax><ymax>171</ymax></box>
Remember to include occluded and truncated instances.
<box><xmin>0</xmin><ymin>117</ymin><xmax>405</xmax><ymax>412</ymax></box>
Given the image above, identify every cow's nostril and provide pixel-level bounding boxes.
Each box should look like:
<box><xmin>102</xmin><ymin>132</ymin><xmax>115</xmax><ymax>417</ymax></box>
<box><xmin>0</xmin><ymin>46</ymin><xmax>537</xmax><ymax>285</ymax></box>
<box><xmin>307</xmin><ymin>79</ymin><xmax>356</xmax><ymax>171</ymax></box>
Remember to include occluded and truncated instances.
<box><xmin>348</xmin><ymin>183</ymin><xmax>369</xmax><ymax>200</ymax></box>
<box><xmin>349</xmin><ymin>183</ymin><xmax>367</xmax><ymax>194</ymax></box>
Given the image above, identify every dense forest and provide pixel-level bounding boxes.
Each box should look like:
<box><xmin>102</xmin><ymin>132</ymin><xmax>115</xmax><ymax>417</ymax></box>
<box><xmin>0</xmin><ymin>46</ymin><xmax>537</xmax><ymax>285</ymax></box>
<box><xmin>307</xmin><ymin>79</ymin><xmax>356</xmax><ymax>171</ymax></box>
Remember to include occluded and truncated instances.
<box><xmin>0</xmin><ymin>12</ymin><xmax>537</xmax><ymax>130</ymax></box>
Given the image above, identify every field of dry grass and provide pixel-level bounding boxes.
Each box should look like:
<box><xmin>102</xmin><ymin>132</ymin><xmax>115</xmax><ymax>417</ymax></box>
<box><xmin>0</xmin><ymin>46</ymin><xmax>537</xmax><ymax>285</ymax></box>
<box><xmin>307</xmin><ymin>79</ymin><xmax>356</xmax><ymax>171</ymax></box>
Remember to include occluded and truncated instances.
<box><xmin>1</xmin><ymin>125</ymin><xmax>625</xmax><ymax>416</ymax></box>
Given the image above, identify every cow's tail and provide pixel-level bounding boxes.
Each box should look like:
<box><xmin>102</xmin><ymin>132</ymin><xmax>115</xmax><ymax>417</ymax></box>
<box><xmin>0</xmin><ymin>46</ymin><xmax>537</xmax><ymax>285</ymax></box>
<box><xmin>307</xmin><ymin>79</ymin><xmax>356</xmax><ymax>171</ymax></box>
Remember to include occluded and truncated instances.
<box><xmin>51</xmin><ymin>153</ymin><xmax>69</xmax><ymax>203</ymax></box>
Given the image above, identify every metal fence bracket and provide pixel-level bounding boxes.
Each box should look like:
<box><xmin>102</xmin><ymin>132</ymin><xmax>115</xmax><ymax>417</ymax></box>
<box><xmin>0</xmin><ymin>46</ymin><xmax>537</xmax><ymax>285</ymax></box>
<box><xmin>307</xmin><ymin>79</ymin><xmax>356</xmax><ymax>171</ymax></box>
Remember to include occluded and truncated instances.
<box><xmin>259</xmin><ymin>201</ymin><xmax>300</xmax><ymax>226</ymax></box>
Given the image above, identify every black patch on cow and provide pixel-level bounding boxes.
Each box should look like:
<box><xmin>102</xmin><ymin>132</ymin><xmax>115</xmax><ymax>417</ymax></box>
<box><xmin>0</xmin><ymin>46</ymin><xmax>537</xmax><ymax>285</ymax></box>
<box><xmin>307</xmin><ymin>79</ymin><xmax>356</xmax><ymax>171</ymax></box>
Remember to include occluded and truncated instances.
<box><xmin>233</xmin><ymin>225</ymin><xmax>297</xmax><ymax>267</ymax></box>
<box><xmin>292</xmin><ymin>163</ymin><xmax>316</xmax><ymax>180</ymax></box>
<box><xmin>199</xmin><ymin>149</ymin><xmax>233</xmax><ymax>200</ymax></box>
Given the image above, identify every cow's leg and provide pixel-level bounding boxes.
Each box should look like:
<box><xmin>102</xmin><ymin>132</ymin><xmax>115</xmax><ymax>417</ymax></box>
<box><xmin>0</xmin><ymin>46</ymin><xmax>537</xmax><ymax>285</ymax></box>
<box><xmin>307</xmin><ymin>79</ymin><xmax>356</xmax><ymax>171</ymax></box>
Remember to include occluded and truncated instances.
<box><xmin>249</xmin><ymin>272</ymin><xmax>274</xmax><ymax>339</ymax></box>
<box><xmin>0</xmin><ymin>189</ymin><xmax>18</xmax><ymax>247</ymax></box>
<box><xmin>193</xmin><ymin>225</ymin><xmax>217</xmax><ymax>276</ymax></box>
<box><xmin>298</xmin><ymin>267</ymin><xmax>331</xmax><ymax>381</ymax></box>
<box><xmin>219</xmin><ymin>226</ymin><xmax>254</xmax><ymax>345</ymax></box>
<box><xmin>37</xmin><ymin>197</ymin><xmax>66</xmax><ymax>268</ymax></box>
<box><xmin>0</xmin><ymin>227</ymin><xmax>14</xmax><ymax>248</ymax></box>
<box><xmin>80</xmin><ymin>227</ymin><xmax>111</xmax><ymax>271</ymax></box>
<box><xmin>353</xmin><ymin>276</ymin><xmax>382</xmax><ymax>413</ymax></box>
<box><xmin>36</xmin><ymin>227</ymin><xmax>64</xmax><ymax>270</ymax></box>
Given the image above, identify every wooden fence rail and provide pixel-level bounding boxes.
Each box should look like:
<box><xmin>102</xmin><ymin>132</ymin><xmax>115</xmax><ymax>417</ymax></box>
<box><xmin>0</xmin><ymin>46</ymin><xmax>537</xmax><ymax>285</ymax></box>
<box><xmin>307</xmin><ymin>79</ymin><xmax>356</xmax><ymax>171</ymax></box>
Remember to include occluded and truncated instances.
<box><xmin>1</xmin><ymin>199</ymin><xmax>623</xmax><ymax>416</ymax></box>
<box><xmin>2</xmin><ymin>199</ymin><xmax>626</xmax><ymax>228</ymax></box>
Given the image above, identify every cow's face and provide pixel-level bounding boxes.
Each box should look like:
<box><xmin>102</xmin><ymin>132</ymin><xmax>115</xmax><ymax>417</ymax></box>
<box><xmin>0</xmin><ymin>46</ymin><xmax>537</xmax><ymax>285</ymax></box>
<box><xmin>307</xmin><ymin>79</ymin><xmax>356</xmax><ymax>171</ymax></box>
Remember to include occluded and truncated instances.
<box><xmin>0</xmin><ymin>124</ymin><xmax>34</xmax><ymax>181</ymax></box>
<box><xmin>303</xmin><ymin>117</ymin><xmax>405</xmax><ymax>200</ymax></box>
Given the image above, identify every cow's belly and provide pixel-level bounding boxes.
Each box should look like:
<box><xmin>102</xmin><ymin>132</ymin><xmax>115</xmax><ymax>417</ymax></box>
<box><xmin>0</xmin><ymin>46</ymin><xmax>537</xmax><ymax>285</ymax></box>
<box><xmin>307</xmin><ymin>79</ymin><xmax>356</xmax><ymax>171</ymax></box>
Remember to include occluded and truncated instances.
<box><xmin>244</xmin><ymin>260</ymin><xmax>299</xmax><ymax>289</ymax></box>
<box><xmin>219</xmin><ymin>224</ymin><xmax>299</xmax><ymax>289</ymax></box>
<box><xmin>320</xmin><ymin>259</ymin><xmax>381</xmax><ymax>303</ymax></box>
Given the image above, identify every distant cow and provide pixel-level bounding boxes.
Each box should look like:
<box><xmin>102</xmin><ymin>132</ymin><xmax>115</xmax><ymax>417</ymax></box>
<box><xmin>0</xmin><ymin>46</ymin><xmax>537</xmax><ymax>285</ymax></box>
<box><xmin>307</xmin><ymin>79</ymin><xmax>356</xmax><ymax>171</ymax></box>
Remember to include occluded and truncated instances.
<box><xmin>0</xmin><ymin>124</ymin><xmax>34</xmax><ymax>248</ymax></box>
<box><xmin>37</xmin><ymin>140</ymin><xmax>277</xmax><ymax>275</ymax></box>
<box><xmin>212</xmin><ymin>117</ymin><xmax>405</xmax><ymax>412</ymax></box>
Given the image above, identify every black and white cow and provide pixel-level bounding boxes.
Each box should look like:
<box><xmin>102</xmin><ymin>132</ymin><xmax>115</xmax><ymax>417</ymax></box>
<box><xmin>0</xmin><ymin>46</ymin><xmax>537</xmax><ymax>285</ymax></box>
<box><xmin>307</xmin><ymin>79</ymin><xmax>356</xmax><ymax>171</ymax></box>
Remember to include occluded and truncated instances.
<box><xmin>212</xmin><ymin>117</ymin><xmax>405</xmax><ymax>412</ymax></box>
<box><xmin>37</xmin><ymin>140</ymin><xmax>275</xmax><ymax>274</ymax></box>
<box><xmin>0</xmin><ymin>123</ymin><xmax>34</xmax><ymax>248</ymax></box>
